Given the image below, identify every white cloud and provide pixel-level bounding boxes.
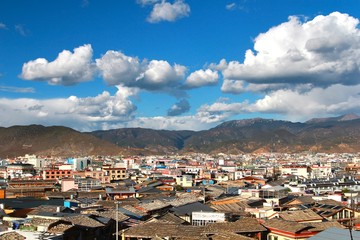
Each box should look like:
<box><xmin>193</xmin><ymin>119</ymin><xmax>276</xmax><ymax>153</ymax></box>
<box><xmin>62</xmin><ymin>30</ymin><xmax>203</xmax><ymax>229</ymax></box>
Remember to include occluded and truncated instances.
<box><xmin>0</xmin><ymin>23</ymin><xmax>7</xmax><ymax>29</ymax></box>
<box><xmin>15</xmin><ymin>24</ymin><xmax>29</xmax><ymax>36</ymax></box>
<box><xmin>251</xmin><ymin>84</ymin><xmax>360</xmax><ymax>121</ymax></box>
<box><xmin>222</xmin><ymin>79</ymin><xmax>289</xmax><ymax>94</ymax></box>
<box><xmin>147</xmin><ymin>0</ymin><xmax>190</xmax><ymax>23</ymax></box>
<box><xmin>137</xmin><ymin>0</ymin><xmax>160</xmax><ymax>6</ymax></box>
<box><xmin>222</xmin><ymin>12</ymin><xmax>360</xmax><ymax>93</ymax></box>
<box><xmin>142</xmin><ymin>60</ymin><xmax>186</xmax><ymax>89</ymax></box>
<box><xmin>0</xmin><ymin>86</ymin><xmax>35</xmax><ymax>93</ymax></box>
<box><xmin>96</xmin><ymin>51</ymin><xmax>186</xmax><ymax>91</ymax></box>
<box><xmin>0</xmin><ymin>86</ymin><xmax>138</xmax><ymax>131</ymax></box>
<box><xmin>221</xmin><ymin>79</ymin><xmax>246</xmax><ymax>94</ymax></box>
<box><xmin>185</xmin><ymin>69</ymin><xmax>219</xmax><ymax>88</ymax></box>
<box><xmin>167</xmin><ymin>99</ymin><xmax>190</xmax><ymax>116</ymax></box>
<box><xmin>196</xmin><ymin>99</ymin><xmax>250</xmax><ymax>123</ymax></box>
<box><xmin>21</xmin><ymin>44</ymin><xmax>96</xmax><ymax>86</ymax></box>
<box><xmin>226</xmin><ymin>3</ymin><xmax>236</xmax><ymax>10</ymax></box>
<box><xmin>96</xmin><ymin>50</ymin><xmax>142</xmax><ymax>86</ymax></box>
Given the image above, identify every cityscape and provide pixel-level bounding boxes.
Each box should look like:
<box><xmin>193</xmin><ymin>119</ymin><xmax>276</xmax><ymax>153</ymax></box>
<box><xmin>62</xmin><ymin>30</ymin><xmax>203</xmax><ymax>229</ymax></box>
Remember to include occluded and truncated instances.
<box><xmin>1</xmin><ymin>0</ymin><xmax>360</xmax><ymax>239</ymax></box>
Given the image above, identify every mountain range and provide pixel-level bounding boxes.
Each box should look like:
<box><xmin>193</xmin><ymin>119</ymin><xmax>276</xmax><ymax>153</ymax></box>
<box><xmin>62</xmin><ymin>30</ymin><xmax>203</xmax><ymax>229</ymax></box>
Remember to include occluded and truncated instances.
<box><xmin>1</xmin><ymin>114</ymin><xmax>360</xmax><ymax>157</ymax></box>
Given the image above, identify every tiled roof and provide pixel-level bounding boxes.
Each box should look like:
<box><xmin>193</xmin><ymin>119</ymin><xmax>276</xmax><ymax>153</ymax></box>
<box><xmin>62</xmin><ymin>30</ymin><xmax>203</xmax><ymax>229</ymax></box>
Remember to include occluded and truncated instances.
<box><xmin>156</xmin><ymin>212</ymin><xmax>186</xmax><ymax>224</ymax></box>
<box><xmin>120</xmin><ymin>205</ymin><xmax>148</xmax><ymax>217</ymax></box>
<box><xmin>29</xmin><ymin>217</ymin><xmax>58</xmax><ymax>226</ymax></box>
<box><xmin>0</xmin><ymin>232</ymin><xmax>26</xmax><ymax>240</ymax></box>
<box><xmin>210</xmin><ymin>198</ymin><xmax>249</xmax><ymax>213</ymax></box>
<box><xmin>168</xmin><ymin>196</ymin><xmax>199</xmax><ymax>207</ymax></box>
<box><xmin>278</xmin><ymin>209</ymin><xmax>323</xmax><ymax>222</ymax></box>
<box><xmin>284</xmin><ymin>196</ymin><xmax>315</xmax><ymax>206</ymax></box>
<box><xmin>26</xmin><ymin>205</ymin><xmax>69</xmax><ymax>216</ymax></box>
<box><xmin>63</xmin><ymin>215</ymin><xmax>105</xmax><ymax>228</ymax></box>
<box><xmin>85</xmin><ymin>209</ymin><xmax>129</xmax><ymax>222</ymax></box>
<box><xmin>210</xmin><ymin>232</ymin><xmax>255</xmax><ymax>240</ymax></box>
<box><xmin>302</xmin><ymin>221</ymin><xmax>344</xmax><ymax>231</ymax></box>
<box><xmin>47</xmin><ymin>223</ymin><xmax>74</xmax><ymax>234</ymax></box>
<box><xmin>204</xmin><ymin>218</ymin><xmax>267</xmax><ymax>234</ymax></box>
<box><xmin>263</xmin><ymin>218</ymin><xmax>311</xmax><ymax>233</ymax></box>
<box><xmin>124</xmin><ymin>222</ymin><xmax>205</xmax><ymax>238</ymax></box>
<box><xmin>138</xmin><ymin>200</ymin><xmax>171</xmax><ymax>212</ymax></box>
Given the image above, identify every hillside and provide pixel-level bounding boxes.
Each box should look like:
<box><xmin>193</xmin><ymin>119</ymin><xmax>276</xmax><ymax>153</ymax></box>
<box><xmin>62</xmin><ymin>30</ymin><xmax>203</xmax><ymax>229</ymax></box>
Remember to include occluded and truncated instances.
<box><xmin>0</xmin><ymin>125</ymin><xmax>125</xmax><ymax>158</ymax></box>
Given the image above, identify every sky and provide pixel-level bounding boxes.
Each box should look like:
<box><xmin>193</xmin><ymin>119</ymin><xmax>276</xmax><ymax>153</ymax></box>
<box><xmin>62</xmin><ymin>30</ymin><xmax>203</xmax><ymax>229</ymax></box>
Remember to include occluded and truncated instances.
<box><xmin>0</xmin><ymin>0</ymin><xmax>360</xmax><ymax>132</ymax></box>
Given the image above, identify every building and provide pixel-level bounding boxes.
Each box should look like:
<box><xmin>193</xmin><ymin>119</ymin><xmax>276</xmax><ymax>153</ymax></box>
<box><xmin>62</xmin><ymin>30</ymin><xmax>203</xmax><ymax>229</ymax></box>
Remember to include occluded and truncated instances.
<box><xmin>102</xmin><ymin>165</ymin><xmax>127</xmax><ymax>182</ymax></box>
<box><xmin>42</xmin><ymin>169</ymin><xmax>73</xmax><ymax>180</ymax></box>
<box><xmin>7</xmin><ymin>163</ymin><xmax>35</xmax><ymax>179</ymax></box>
<box><xmin>280</xmin><ymin>165</ymin><xmax>310</xmax><ymax>178</ymax></box>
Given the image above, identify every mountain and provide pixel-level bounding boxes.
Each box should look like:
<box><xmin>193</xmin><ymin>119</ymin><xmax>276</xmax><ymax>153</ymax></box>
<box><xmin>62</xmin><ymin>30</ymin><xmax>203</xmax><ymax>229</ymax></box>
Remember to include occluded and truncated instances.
<box><xmin>0</xmin><ymin>125</ymin><xmax>126</xmax><ymax>158</ymax></box>
<box><xmin>306</xmin><ymin>113</ymin><xmax>360</xmax><ymax>123</ymax></box>
<box><xmin>1</xmin><ymin>114</ymin><xmax>360</xmax><ymax>157</ymax></box>
<box><xmin>91</xmin><ymin>128</ymin><xmax>195</xmax><ymax>154</ymax></box>
<box><xmin>182</xmin><ymin>116</ymin><xmax>360</xmax><ymax>154</ymax></box>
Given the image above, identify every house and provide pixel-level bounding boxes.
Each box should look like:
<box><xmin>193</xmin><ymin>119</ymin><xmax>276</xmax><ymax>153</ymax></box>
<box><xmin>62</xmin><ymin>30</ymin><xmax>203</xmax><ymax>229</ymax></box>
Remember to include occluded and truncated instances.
<box><xmin>6</xmin><ymin>179</ymin><xmax>58</xmax><ymax>198</ymax></box>
<box><xmin>308</xmin><ymin>227</ymin><xmax>360</xmax><ymax>240</ymax></box>
<box><xmin>263</xmin><ymin>218</ymin><xmax>344</xmax><ymax>240</ymax></box>
<box><xmin>123</xmin><ymin>221</ymin><xmax>206</xmax><ymax>240</ymax></box>
<box><xmin>204</xmin><ymin>217</ymin><xmax>267</xmax><ymax>240</ymax></box>
<box><xmin>171</xmin><ymin>202</ymin><xmax>214</xmax><ymax>223</ymax></box>
<box><xmin>269</xmin><ymin>209</ymin><xmax>324</xmax><ymax>223</ymax></box>
<box><xmin>105</xmin><ymin>185</ymin><xmax>136</xmax><ymax>200</ymax></box>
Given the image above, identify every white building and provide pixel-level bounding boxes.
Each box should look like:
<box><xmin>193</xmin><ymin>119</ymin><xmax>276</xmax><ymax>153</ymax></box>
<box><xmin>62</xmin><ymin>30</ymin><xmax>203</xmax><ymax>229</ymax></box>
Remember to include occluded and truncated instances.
<box><xmin>192</xmin><ymin>212</ymin><xmax>225</xmax><ymax>226</ymax></box>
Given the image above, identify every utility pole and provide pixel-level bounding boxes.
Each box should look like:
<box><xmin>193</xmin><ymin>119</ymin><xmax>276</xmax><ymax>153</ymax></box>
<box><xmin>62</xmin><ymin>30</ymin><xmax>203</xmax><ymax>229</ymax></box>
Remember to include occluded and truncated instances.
<box><xmin>116</xmin><ymin>201</ymin><xmax>119</xmax><ymax>240</ymax></box>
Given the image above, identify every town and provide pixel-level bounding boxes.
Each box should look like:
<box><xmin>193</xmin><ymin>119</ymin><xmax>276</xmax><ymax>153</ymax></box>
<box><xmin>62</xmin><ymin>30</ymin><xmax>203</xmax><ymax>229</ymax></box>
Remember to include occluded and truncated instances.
<box><xmin>0</xmin><ymin>152</ymin><xmax>359</xmax><ymax>239</ymax></box>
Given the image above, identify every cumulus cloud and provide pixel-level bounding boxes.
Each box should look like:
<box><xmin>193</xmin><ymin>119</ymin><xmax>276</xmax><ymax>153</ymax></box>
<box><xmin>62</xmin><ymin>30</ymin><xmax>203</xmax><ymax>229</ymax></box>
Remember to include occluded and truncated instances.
<box><xmin>185</xmin><ymin>69</ymin><xmax>219</xmax><ymax>88</ymax></box>
<box><xmin>251</xmin><ymin>84</ymin><xmax>360</xmax><ymax>120</ymax></box>
<box><xmin>222</xmin><ymin>12</ymin><xmax>360</xmax><ymax>93</ymax></box>
<box><xmin>204</xmin><ymin>84</ymin><xmax>360</xmax><ymax>123</ymax></box>
<box><xmin>147</xmin><ymin>0</ymin><xmax>190</xmax><ymax>23</ymax></box>
<box><xmin>96</xmin><ymin>50</ymin><xmax>186</xmax><ymax>91</ymax></box>
<box><xmin>0</xmin><ymin>86</ymin><xmax>138</xmax><ymax>131</ymax></box>
<box><xmin>167</xmin><ymin>99</ymin><xmax>190</xmax><ymax>116</ymax></box>
<box><xmin>196</xmin><ymin>98</ymin><xmax>250</xmax><ymax>123</ymax></box>
<box><xmin>142</xmin><ymin>60</ymin><xmax>186</xmax><ymax>89</ymax></box>
<box><xmin>96</xmin><ymin>51</ymin><xmax>142</xmax><ymax>86</ymax></box>
<box><xmin>20</xmin><ymin>44</ymin><xmax>96</xmax><ymax>86</ymax></box>
<box><xmin>221</xmin><ymin>79</ymin><xmax>289</xmax><ymax>94</ymax></box>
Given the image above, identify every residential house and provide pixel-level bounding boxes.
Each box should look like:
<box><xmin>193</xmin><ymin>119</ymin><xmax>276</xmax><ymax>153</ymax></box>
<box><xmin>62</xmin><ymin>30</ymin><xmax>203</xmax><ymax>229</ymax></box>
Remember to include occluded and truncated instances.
<box><xmin>263</xmin><ymin>218</ymin><xmax>343</xmax><ymax>240</ymax></box>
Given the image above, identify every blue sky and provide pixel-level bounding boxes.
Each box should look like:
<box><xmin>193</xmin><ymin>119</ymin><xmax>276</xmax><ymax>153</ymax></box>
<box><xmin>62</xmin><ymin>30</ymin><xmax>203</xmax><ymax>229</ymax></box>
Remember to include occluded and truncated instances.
<box><xmin>1</xmin><ymin>0</ymin><xmax>360</xmax><ymax>131</ymax></box>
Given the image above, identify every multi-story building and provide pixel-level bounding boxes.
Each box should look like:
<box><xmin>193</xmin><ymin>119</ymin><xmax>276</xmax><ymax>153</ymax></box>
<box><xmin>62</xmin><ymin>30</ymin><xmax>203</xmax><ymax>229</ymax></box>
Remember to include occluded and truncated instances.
<box><xmin>74</xmin><ymin>177</ymin><xmax>102</xmax><ymax>192</ymax></box>
<box><xmin>310</xmin><ymin>164</ymin><xmax>332</xmax><ymax>179</ymax></box>
<box><xmin>7</xmin><ymin>163</ymin><xmax>35</xmax><ymax>179</ymax></box>
<box><xmin>280</xmin><ymin>165</ymin><xmax>310</xmax><ymax>178</ymax></box>
<box><xmin>102</xmin><ymin>165</ymin><xmax>127</xmax><ymax>182</ymax></box>
<box><xmin>84</xmin><ymin>168</ymin><xmax>111</xmax><ymax>184</ymax></box>
<box><xmin>42</xmin><ymin>169</ymin><xmax>73</xmax><ymax>180</ymax></box>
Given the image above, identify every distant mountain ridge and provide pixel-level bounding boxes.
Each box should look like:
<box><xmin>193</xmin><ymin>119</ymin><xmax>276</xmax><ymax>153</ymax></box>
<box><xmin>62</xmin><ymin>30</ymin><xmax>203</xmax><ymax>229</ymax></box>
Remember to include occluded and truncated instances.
<box><xmin>306</xmin><ymin>113</ymin><xmax>360</xmax><ymax>123</ymax></box>
<box><xmin>1</xmin><ymin>114</ymin><xmax>360</xmax><ymax>157</ymax></box>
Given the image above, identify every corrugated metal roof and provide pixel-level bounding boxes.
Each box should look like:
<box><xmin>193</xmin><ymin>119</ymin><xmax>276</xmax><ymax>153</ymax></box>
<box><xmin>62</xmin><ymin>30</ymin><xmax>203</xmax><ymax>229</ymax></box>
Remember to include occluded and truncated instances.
<box><xmin>309</xmin><ymin>227</ymin><xmax>360</xmax><ymax>240</ymax></box>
